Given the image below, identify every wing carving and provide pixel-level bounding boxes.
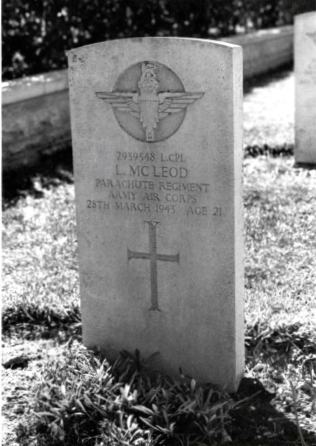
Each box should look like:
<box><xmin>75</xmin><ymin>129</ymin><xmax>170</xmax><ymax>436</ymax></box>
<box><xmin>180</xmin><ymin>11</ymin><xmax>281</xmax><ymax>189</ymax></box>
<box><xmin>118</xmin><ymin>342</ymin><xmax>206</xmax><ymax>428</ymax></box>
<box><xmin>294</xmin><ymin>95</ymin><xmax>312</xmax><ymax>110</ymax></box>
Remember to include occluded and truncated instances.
<box><xmin>96</xmin><ymin>87</ymin><xmax>204</xmax><ymax>141</ymax></box>
<box><xmin>96</xmin><ymin>92</ymin><xmax>140</xmax><ymax>118</ymax></box>
<box><xmin>158</xmin><ymin>92</ymin><xmax>204</xmax><ymax>119</ymax></box>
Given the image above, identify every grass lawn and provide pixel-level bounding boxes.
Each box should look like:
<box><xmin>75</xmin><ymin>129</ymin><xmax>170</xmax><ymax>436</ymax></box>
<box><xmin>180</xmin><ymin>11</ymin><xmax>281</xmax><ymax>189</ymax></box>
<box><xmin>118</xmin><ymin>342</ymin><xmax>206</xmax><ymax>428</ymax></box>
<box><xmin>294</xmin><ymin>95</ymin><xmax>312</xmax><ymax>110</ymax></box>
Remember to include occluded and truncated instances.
<box><xmin>2</xmin><ymin>66</ymin><xmax>316</xmax><ymax>445</ymax></box>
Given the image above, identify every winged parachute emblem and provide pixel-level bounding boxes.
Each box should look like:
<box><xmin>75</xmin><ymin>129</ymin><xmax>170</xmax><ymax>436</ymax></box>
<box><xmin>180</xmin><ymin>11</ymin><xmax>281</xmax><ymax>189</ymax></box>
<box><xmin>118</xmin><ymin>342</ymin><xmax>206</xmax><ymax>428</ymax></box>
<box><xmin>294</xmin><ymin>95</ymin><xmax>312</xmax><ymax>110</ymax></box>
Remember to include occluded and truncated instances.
<box><xmin>96</xmin><ymin>62</ymin><xmax>204</xmax><ymax>142</ymax></box>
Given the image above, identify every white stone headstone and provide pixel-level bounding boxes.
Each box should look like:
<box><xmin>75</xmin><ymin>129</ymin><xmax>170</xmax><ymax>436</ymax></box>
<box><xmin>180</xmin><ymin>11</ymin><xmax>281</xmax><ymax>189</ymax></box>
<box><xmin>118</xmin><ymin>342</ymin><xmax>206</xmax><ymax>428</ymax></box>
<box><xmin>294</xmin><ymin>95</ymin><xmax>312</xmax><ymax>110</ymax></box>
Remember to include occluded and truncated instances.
<box><xmin>295</xmin><ymin>12</ymin><xmax>316</xmax><ymax>165</ymax></box>
<box><xmin>68</xmin><ymin>38</ymin><xmax>244</xmax><ymax>391</ymax></box>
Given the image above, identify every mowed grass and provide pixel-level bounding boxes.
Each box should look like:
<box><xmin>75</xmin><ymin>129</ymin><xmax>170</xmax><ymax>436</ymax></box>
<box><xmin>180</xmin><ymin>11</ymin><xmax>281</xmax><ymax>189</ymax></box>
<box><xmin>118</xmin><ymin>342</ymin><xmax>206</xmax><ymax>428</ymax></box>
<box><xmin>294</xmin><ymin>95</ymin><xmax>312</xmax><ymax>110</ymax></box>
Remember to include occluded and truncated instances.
<box><xmin>2</xmin><ymin>67</ymin><xmax>316</xmax><ymax>445</ymax></box>
<box><xmin>2</xmin><ymin>182</ymin><xmax>79</xmax><ymax>312</ymax></box>
<box><xmin>244</xmin><ymin>156</ymin><xmax>316</xmax><ymax>332</ymax></box>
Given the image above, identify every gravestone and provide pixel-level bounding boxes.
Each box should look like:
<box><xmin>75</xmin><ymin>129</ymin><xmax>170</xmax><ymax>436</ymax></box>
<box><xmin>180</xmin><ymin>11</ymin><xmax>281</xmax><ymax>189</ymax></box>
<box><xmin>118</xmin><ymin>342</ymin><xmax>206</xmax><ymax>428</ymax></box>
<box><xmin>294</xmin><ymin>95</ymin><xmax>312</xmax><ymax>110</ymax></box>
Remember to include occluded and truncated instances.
<box><xmin>295</xmin><ymin>12</ymin><xmax>316</xmax><ymax>165</ymax></box>
<box><xmin>68</xmin><ymin>38</ymin><xmax>244</xmax><ymax>391</ymax></box>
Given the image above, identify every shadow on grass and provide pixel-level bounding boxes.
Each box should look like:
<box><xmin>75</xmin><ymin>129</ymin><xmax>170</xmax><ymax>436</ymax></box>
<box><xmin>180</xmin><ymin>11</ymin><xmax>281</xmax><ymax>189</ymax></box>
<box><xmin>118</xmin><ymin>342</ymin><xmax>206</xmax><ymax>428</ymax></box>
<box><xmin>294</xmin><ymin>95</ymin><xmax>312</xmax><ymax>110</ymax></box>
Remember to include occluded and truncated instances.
<box><xmin>294</xmin><ymin>162</ymin><xmax>316</xmax><ymax>170</ymax></box>
<box><xmin>244</xmin><ymin>143</ymin><xmax>294</xmax><ymax>158</ymax></box>
<box><xmin>2</xmin><ymin>144</ymin><xmax>74</xmax><ymax>210</ymax></box>
<box><xmin>2</xmin><ymin>303</ymin><xmax>81</xmax><ymax>344</ymax></box>
<box><xmin>229</xmin><ymin>382</ymin><xmax>316</xmax><ymax>446</ymax></box>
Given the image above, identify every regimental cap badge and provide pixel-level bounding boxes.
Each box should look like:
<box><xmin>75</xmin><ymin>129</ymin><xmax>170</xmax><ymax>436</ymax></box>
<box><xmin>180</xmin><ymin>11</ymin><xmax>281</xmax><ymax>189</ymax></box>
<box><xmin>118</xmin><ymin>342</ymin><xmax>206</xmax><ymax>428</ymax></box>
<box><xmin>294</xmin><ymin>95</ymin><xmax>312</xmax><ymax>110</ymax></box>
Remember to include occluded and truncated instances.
<box><xmin>96</xmin><ymin>61</ymin><xmax>204</xmax><ymax>142</ymax></box>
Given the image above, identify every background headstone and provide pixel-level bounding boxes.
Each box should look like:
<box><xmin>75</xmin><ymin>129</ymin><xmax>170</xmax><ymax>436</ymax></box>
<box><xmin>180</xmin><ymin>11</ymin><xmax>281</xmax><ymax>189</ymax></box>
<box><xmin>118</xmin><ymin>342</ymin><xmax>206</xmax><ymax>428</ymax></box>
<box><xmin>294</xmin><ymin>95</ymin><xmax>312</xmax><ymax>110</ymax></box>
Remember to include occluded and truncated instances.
<box><xmin>68</xmin><ymin>38</ymin><xmax>244</xmax><ymax>391</ymax></box>
<box><xmin>295</xmin><ymin>12</ymin><xmax>316</xmax><ymax>165</ymax></box>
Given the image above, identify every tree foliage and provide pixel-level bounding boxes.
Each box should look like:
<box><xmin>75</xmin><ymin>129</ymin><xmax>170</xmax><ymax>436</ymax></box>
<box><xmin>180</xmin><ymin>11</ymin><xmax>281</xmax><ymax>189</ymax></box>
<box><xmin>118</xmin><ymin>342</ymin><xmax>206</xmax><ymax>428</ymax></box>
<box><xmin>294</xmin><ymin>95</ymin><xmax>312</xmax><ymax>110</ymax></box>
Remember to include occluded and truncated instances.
<box><xmin>2</xmin><ymin>0</ymin><xmax>316</xmax><ymax>80</ymax></box>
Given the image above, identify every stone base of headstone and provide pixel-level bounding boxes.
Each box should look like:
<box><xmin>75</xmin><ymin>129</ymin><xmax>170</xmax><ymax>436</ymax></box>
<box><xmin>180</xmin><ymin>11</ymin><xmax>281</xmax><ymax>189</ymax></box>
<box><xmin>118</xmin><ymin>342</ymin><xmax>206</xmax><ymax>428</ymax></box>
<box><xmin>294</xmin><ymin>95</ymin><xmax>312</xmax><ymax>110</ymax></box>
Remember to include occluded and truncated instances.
<box><xmin>294</xmin><ymin>162</ymin><xmax>316</xmax><ymax>169</ymax></box>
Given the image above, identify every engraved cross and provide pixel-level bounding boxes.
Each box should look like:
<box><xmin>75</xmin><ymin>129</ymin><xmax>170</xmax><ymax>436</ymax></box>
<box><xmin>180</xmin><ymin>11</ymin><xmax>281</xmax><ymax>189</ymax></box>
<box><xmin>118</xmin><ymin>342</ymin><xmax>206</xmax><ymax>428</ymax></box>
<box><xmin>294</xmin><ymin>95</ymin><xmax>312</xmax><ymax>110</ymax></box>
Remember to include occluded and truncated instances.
<box><xmin>127</xmin><ymin>221</ymin><xmax>179</xmax><ymax>311</ymax></box>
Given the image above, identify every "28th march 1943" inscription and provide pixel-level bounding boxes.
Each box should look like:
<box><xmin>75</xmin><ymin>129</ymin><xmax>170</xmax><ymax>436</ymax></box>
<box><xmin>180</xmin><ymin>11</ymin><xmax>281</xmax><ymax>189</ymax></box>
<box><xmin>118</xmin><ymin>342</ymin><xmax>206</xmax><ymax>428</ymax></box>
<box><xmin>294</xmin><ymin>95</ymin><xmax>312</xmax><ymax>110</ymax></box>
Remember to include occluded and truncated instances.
<box><xmin>87</xmin><ymin>199</ymin><xmax>222</xmax><ymax>216</ymax></box>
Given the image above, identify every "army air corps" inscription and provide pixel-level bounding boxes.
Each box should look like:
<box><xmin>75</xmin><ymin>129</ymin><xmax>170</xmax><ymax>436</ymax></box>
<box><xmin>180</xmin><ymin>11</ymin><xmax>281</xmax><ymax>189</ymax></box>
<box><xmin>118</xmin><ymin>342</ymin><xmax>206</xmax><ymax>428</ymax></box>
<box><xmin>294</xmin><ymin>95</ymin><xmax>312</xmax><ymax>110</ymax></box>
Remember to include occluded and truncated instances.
<box><xmin>128</xmin><ymin>221</ymin><xmax>179</xmax><ymax>311</ymax></box>
<box><xmin>96</xmin><ymin>61</ymin><xmax>204</xmax><ymax>142</ymax></box>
